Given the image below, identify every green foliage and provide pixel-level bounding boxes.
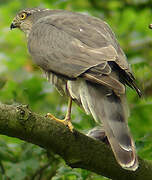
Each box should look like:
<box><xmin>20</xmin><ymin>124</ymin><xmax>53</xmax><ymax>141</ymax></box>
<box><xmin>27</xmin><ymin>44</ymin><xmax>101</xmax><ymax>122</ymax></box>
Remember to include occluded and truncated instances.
<box><xmin>0</xmin><ymin>0</ymin><xmax>152</xmax><ymax>179</ymax></box>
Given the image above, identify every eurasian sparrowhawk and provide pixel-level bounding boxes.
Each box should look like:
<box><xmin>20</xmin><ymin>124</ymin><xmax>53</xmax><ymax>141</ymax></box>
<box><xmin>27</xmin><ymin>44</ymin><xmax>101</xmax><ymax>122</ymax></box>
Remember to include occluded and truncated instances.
<box><xmin>10</xmin><ymin>8</ymin><xmax>141</xmax><ymax>171</ymax></box>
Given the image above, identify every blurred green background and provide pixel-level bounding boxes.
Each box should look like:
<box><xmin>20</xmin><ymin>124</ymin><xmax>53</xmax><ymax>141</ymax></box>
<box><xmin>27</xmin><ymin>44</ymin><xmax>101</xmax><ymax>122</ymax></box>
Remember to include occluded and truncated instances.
<box><xmin>0</xmin><ymin>0</ymin><xmax>152</xmax><ymax>179</ymax></box>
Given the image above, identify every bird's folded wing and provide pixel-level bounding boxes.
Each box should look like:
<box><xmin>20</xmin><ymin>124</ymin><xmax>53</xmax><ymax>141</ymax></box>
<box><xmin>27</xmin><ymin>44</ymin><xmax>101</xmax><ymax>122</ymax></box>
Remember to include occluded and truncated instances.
<box><xmin>37</xmin><ymin>13</ymin><xmax>130</xmax><ymax>71</ymax></box>
<box><xmin>27</xmin><ymin>14</ymin><xmax>138</xmax><ymax>95</ymax></box>
<box><xmin>28</xmin><ymin>21</ymin><xmax>116</xmax><ymax>74</ymax></box>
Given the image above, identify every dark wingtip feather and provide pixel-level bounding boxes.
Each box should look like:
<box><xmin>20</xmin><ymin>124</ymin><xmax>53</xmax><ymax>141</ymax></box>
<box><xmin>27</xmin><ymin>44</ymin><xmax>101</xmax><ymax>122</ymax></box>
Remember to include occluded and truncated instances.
<box><xmin>132</xmin><ymin>82</ymin><xmax>142</xmax><ymax>97</ymax></box>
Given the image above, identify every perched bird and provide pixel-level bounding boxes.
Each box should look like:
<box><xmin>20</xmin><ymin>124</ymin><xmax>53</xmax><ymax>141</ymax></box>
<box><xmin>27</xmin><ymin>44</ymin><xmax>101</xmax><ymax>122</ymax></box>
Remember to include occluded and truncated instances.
<box><xmin>10</xmin><ymin>8</ymin><xmax>141</xmax><ymax>171</ymax></box>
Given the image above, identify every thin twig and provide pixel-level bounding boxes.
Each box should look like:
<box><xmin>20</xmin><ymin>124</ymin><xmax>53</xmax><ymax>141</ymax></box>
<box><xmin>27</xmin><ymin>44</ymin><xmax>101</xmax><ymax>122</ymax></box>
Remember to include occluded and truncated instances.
<box><xmin>46</xmin><ymin>158</ymin><xmax>60</xmax><ymax>180</ymax></box>
<box><xmin>0</xmin><ymin>161</ymin><xmax>5</xmax><ymax>174</ymax></box>
<box><xmin>31</xmin><ymin>162</ymin><xmax>51</xmax><ymax>180</ymax></box>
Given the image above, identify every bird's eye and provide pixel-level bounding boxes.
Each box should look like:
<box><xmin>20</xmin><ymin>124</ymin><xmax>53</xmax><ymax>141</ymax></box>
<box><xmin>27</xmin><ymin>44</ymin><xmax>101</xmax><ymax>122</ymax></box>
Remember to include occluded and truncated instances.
<box><xmin>20</xmin><ymin>12</ymin><xmax>27</xmax><ymax>20</ymax></box>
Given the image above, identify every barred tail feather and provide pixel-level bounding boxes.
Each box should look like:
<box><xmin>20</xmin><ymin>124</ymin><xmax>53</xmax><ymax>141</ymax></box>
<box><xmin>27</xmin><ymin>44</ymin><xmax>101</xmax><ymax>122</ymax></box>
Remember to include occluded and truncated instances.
<box><xmin>84</xmin><ymin>82</ymin><xmax>138</xmax><ymax>171</ymax></box>
<box><xmin>67</xmin><ymin>79</ymin><xmax>138</xmax><ymax>170</ymax></box>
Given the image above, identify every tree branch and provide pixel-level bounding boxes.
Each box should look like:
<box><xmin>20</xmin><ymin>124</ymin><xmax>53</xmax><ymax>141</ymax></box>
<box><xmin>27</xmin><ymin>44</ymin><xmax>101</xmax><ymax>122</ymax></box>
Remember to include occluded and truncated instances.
<box><xmin>0</xmin><ymin>103</ymin><xmax>151</xmax><ymax>180</ymax></box>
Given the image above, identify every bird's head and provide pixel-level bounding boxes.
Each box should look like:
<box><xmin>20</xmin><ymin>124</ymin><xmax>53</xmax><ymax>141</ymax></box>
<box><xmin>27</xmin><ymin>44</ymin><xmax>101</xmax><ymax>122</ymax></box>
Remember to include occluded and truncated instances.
<box><xmin>10</xmin><ymin>8</ymin><xmax>50</xmax><ymax>36</ymax></box>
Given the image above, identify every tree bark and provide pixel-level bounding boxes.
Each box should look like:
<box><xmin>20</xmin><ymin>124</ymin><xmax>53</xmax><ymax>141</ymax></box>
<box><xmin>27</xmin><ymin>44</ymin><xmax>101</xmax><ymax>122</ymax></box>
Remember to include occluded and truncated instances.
<box><xmin>0</xmin><ymin>103</ymin><xmax>151</xmax><ymax>180</ymax></box>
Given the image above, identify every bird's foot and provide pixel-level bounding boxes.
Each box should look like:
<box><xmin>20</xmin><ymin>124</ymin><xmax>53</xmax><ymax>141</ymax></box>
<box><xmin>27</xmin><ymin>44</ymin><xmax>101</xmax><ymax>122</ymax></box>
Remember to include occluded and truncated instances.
<box><xmin>46</xmin><ymin>113</ymin><xmax>74</xmax><ymax>132</ymax></box>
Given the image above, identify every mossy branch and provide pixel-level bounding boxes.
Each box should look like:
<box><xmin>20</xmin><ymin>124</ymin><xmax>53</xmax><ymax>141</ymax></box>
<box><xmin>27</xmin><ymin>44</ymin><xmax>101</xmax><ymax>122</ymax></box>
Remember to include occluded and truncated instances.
<box><xmin>0</xmin><ymin>103</ymin><xmax>151</xmax><ymax>180</ymax></box>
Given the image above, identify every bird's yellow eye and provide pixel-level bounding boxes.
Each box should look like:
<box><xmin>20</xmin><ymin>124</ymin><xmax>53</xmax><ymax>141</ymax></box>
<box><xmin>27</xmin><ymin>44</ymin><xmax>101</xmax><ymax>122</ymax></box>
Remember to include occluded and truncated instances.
<box><xmin>20</xmin><ymin>12</ymin><xmax>27</xmax><ymax>20</ymax></box>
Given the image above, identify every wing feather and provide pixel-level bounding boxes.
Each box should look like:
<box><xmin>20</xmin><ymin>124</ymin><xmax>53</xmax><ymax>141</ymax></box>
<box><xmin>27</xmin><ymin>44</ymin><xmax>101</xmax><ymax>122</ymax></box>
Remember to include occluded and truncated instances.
<box><xmin>28</xmin><ymin>12</ymin><xmax>140</xmax><ymax>95</ymax></box>
<box><xmin>28</xmin><ymin>21</ymin><xmax>117</xmax><ymax>78</ymax></box>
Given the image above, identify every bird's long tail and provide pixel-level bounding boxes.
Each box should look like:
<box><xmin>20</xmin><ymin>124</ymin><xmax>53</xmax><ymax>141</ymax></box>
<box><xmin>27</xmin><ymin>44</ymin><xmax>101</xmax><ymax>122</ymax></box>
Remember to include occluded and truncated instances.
<box><xmin>80</xmin><ymin>81</ymin><xmax>138</xmax><ymax>171</ymax></box>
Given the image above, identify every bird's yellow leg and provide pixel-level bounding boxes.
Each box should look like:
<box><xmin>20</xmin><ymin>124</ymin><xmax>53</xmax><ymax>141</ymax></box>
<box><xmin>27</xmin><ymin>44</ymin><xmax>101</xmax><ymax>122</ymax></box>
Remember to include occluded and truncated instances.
<box><xmin>47</xmin><ymin>98</ymin><xmax>74</xmax><ymax>132</ymax></box>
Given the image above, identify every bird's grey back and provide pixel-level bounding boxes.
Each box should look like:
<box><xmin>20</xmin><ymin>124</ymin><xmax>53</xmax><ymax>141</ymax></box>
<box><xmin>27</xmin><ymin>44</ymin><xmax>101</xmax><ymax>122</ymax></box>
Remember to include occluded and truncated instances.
<box><xmin>27</xmin><ymin>8</ymin><xmax>129</xmax><ymax>72</ymax></box>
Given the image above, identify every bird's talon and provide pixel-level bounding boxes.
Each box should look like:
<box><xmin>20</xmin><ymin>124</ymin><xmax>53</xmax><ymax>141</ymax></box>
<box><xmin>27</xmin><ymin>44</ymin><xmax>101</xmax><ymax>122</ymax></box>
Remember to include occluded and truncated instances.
<box><xmin>46</xmin><ymin>113</ymin><xmax>74</xmax><ymax>132</ymax></box>
<box><xmin>64</xmin><ymin>120</ymin><xmax>74</xmax><ymax>132</ymax></box>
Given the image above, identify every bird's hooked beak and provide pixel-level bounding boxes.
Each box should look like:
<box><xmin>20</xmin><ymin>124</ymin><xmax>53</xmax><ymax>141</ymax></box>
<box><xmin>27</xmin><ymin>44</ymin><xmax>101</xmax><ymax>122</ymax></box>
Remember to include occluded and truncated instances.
<box><xmin>10</xmin><ymin>20</ymin><xmax>19</xmax><ymax>30</ymax></box>
<box><xmin>10</xmin><ymin>23</ymin><xmax>17</xmax><ymax>30</ymax></box>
